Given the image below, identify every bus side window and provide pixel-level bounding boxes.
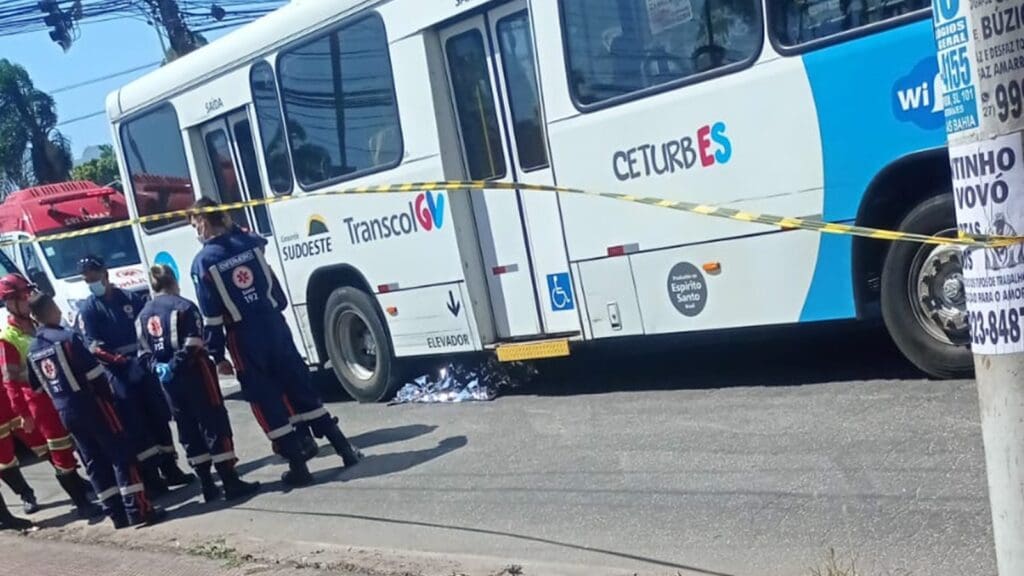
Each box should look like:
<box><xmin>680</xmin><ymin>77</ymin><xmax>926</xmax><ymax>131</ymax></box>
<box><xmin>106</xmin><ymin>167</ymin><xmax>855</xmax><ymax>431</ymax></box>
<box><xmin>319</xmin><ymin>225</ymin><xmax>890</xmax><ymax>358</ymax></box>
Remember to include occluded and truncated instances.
<box><xmin>770</xmin><ymin>0</ymin><xmax>930</xmax><ymax>46</ymax></box>
<box><xmin>250</xmin><ymin>61</ymin><xmax>293</xmax><ymax>195</ymax></box>
<box><xmin>561</xmin><ymin>0</ymin><xmax>762</xmax><ymax>107</ymax></box>
<box><xmin>232</xmin><ymin>119</ymin><xmax>273</xmax><ymax>235</ymax></box>
<box><xmin>120</xmin><ymin>104</ymin><xmax>195</xmax><ymax>233</ymax></box>
<box><xmin>0</xmin><ymin>248</ymin><xmax>17</xmax><ymax>276</ymax></box>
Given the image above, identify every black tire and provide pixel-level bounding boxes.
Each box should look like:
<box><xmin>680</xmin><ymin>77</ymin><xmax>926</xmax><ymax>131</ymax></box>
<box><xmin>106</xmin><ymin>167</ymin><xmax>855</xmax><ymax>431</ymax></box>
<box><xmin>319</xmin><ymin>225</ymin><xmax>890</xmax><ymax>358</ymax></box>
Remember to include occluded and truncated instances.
<box><xmin>323</xmin><ymin>287</ymin><xmax>400</xmax><ymax>403</ymax></box>
<box><xmin>881</xmin><ymin>193</ymin><xmax>974</xmax><ymax>379</ymax></box>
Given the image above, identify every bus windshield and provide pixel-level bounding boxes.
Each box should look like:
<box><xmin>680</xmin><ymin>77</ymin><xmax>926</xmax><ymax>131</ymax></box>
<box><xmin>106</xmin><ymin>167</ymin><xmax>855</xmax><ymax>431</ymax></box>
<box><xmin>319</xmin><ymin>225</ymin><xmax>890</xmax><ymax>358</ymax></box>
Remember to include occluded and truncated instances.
<box><xmin>39</xmin><ymin>227</ymin><xmax>142</xmax><ymax>279</ymax></box>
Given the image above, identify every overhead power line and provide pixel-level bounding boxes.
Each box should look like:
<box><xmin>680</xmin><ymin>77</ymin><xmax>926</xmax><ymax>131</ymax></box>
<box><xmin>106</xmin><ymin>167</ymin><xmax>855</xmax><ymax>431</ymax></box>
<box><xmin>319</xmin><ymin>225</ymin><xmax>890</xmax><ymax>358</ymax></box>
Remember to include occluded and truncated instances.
<box><xmin>48</xmin><ymin>61</ymin><xmax>162</xmax><ymax>94</ymax></box>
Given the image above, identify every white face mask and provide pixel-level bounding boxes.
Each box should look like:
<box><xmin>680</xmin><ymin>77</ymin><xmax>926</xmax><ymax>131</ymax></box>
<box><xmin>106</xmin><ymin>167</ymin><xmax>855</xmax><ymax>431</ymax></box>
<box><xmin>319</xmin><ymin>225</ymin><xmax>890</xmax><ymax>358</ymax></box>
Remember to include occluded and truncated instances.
<box><xmin>88</xmin><ymin>281</ymin><xmax>105</xmax><ymax>297</ymax></box>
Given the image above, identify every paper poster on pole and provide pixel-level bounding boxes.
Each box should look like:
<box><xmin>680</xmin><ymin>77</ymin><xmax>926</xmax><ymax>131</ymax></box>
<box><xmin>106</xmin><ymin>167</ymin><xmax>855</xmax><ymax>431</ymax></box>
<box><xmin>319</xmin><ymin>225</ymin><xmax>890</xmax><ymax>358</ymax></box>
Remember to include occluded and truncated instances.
<box><xmin>949</xmin><ymin>133</ymin><xmax>1024</xmax><ymax>354</ymax></box>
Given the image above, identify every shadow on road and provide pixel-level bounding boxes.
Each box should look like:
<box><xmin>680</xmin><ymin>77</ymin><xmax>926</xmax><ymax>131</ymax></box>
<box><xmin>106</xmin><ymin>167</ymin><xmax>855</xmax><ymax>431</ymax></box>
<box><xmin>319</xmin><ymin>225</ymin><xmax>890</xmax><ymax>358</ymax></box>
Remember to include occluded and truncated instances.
<box><xmin>324</xmin><ymin>435</ymin><xmax>468</xmax><ymax>483</ymax></box>
<box><xmin>349</xmin><ymin>424</ymin><xmax>438</xmax><ymax>450</ymax></box>
<box><xmin>510</xmin><ymin>321</ymin><xmax>926</xmax><ymax>397</ymax></box>
<box><xmin>234</xmin><ymin>503</ymin><xmax>736</xmax><ymax>576</ymax></box>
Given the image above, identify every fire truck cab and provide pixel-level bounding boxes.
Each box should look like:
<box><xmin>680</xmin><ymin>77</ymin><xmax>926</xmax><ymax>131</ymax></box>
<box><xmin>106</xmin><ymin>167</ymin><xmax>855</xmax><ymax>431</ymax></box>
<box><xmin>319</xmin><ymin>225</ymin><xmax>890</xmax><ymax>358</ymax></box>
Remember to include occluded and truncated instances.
<box><xmin>0</xmin><ymin>181</ymin><xmax>149</xmax><ymax>325</ymax></box>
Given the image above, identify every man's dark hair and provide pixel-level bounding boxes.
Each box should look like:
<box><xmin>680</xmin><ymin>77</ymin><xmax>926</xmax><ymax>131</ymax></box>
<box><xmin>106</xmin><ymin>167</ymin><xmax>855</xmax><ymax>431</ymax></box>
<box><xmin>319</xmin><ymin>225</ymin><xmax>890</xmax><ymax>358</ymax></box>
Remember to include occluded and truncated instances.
<box><xmin>28</xmin><ymin>291</ymin><xmax>56</xmax><ymax>320</ymax></box>
<box><xmin>190</xmin><ymin>196</ymin><xmax>230</xmax><ymax>228</ymax></box>
<box><xmin>78</xmin><ymin>254</ymin><xmax>106</xmax><ymax>274</ymax></box>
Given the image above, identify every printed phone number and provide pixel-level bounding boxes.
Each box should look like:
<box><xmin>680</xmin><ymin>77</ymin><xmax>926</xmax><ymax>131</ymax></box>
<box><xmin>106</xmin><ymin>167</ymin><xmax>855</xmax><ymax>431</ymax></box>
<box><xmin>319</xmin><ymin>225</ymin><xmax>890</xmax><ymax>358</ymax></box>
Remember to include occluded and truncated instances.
<box><xmin>969</xmin><ymin>307</ymin><xmax>1024</xmax><ymax>346</ymax></box>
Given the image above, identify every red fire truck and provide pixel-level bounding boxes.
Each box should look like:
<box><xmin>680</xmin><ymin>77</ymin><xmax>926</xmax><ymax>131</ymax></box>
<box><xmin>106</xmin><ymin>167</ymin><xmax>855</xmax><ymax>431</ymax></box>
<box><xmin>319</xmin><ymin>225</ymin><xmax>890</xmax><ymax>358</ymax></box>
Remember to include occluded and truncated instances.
<box><xmin>0</xmin><ymin>181</ymin><xmax>148</xmax><ymax>324</ymax></box>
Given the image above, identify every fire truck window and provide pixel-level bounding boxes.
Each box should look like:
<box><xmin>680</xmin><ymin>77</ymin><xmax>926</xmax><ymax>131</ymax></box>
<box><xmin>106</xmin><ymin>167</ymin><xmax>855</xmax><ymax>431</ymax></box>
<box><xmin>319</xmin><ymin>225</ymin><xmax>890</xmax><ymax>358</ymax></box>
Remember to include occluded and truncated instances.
<box><xmin>0</xmin><ymin>250</ymin><xmax>15</xmax><ymax>276</ymax></box>
<box><xmin>19</xmin><ymin>244</ymin><xmax>42</xmax><ymax>277</ymax></box>
<box><xmin>203</xmin><ymin>129</ymin><xmax>251</xmax><ymax>230</ymax></box>
<box><xmin>250</xmin><ymin>61</ymin><xmax>293</xmax><ymax>195</ymax></box>
<box><xmin>38</xmin><ymin>228</ymin><xmax>142</xmax><ymax>280</ymax></box>
<box><xmin>120</xmin><ymin>105</ymin><xmax>195</xmax><ymax>232</ymax></box>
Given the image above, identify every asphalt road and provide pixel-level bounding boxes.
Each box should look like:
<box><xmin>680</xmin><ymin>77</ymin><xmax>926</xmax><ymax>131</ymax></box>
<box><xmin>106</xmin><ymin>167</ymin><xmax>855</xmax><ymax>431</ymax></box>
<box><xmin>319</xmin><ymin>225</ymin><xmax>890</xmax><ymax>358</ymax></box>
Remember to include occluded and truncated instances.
<box><xmin>9</xmin><ymin>323</ymin><xmax>996</xmax><ymax>576</ymax></box>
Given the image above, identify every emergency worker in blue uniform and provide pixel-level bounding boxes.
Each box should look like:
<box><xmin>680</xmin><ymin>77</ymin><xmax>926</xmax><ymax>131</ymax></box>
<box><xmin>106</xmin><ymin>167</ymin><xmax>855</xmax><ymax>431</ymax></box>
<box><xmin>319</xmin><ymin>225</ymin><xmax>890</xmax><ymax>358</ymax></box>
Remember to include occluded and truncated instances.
<box><xmin>189</xmin><ymin>198</ymin><xmax>362</xmax><ymax>486</ymax></box>
<box><xmin>137</xmin><ymin>264</ymin><xmax>261</xmax><ymax>502</ymax></box>
<box><xmin>76</xmin><ymin>255</ymin><xmax>194</xmax><ymax>494</ymax></box>
<box><xmin>26</xmin><ymin>292</ymin><xmax>166</xmax><ymax>528</ymax></box>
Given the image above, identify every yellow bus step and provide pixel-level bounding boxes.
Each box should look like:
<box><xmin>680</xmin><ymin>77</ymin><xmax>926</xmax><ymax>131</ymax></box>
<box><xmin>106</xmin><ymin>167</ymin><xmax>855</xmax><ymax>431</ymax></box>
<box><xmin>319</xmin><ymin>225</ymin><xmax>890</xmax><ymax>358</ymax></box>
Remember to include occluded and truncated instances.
<box><xmin>495</xmin><ymin>338</ymin><xmax>571</xmax><ymax>362</ymax></box>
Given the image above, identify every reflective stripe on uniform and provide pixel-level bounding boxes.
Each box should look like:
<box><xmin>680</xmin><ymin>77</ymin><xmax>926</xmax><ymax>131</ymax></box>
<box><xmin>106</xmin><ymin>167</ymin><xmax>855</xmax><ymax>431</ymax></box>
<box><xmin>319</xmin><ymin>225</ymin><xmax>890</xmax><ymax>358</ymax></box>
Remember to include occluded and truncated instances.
<box><xmin>294</xmin><ymin>407</ymin><xmax>328</xmax><ymax>422</ymax></box>
<box><xmin>266</xmin><ymin>423</ymin><xmax>293</xmax><ymax>440</ymax></box>
<box><xmin>1</xmin><ymin>362</ymin><xmax>25</xmax><ymax>382</ymax></box>
<box><xmin>185</xmin><ymin>337</ymin><xmax>204</xmax><ymax>348</ymax></box>
<box><xmin>188</xmin><ymin>453</ymin><xmax>213</xmax><ymax>466</ymax></box>
<box><xmin>0</xmin><ymin>456</ymin><xmax>19</xmax><ymax>470</ymax></box>
<box><xmin>254</xmin><ymin>249</ymin><xmax>279</xmax><ymax>309</ymax></box>
<box><xmin>205</xmin><ymin>316</ymin><xmax>224</xmax><ymax>327</ymax></box>
<box><xmin>96</xmin><ymin>487</ymin><xmax>120</xmax><ymax>501</ymax></box>
<box><xmin>170</xmin><ymin>310</ymin><xmax>180</xmax><ymax>350</ymax></box>
<box><xmin>158</xmin><ymin>445</ymin><xmax>176</xmax><ymax>455</ymax></box>
<box><xmin>136</xmin><ymin>317</ymin><xmax>151</xmax><ymax>354</ymax></box>
<box><xmin>208</xmin><ymin>264</ymin><xmax>243</xmax><ymax>323</ymax></box>
<box><xmin>211</xmin><ymin>451</ymin><xmax>237</xmax><ymax>464</ymax></box>
<box><xmin>120</xmin><ymin>483</ymin><xmax>145</xmax><ymax>496</ymax></box>
<box><xmin>54</xmin><ymin>345</ymin><xmax>82</xmax><ymax>392</ymax></box>
<box><xmin>54</xmin><ymin>463</ymin><xmax>78</xmax><ymax>474</ymax></box>
<box><xmin>47</xmin><ymin>436</ymin><xmax>74</xmax><ymax>451</ymax></box>
<box><xmin>85</xmin><ymin>365</ymin><xmax>105</xmax><ymax>381</ymax></box>
<box><xmin>30</xmin><ymin>444</ymin><xmax>49</xmax><ymax>457</ymax></box>
<box><xmin>136</xmin><ymin>446</ymin><xmax>160</xmax><ymax>461</ymax></box>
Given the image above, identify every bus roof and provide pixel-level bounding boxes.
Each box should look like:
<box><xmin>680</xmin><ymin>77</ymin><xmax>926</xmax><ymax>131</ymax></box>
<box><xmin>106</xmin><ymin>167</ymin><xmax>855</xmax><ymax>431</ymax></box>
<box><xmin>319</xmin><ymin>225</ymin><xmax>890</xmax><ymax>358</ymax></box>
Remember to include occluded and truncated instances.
<box><xmin>106</xmin><ymin>0</ymin><xmax>379</xmax><ymax>122</ymax></box>
<box><xmin>0</xmin><ymin>181</ymin><xmax>129</xmax><ymax>236</ymax></box>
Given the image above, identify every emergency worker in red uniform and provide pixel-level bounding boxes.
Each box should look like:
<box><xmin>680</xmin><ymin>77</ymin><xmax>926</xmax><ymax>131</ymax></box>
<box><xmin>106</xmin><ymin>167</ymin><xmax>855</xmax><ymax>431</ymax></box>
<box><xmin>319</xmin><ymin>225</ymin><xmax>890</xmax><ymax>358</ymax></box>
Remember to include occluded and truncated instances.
<box><xmin>137</xmin><ymin>265</ymin><xmax>260</xmax><ymax>502</ymax></box>
<box><xmin>77</xmin><ymin>255</ymin><xmax>194</xmax><ymax>495</ymax></box>
<box><xmin>189</xmin><ymin>199</ymin><xmax>362</xmax><ymax>487</ymax></box>
<box><xmin>27</xmin><ymin>292</ymin><xmax>166</xmax><ymax>528</ymax></box>
<box><xmin>0</xmin><ymin>274</ymin><xmax>100</xmax><ymax>519</ymax></box>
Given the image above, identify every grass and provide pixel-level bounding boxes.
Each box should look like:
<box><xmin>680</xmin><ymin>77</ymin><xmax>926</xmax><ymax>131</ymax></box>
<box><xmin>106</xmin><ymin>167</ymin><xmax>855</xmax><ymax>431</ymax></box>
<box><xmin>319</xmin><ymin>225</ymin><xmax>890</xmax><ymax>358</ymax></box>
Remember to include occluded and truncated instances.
<box><xmin>185</xmin><ymin>538</ymin><xmax>250</xmax><ymax>568</ymax></box>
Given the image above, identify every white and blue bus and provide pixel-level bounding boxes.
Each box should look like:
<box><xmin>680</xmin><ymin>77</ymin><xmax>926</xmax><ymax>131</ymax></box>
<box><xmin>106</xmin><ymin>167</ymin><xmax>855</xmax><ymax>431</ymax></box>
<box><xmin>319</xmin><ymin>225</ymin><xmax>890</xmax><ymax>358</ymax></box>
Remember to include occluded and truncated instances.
<box><xmin>107</xmin><ymin>0</ymin><xmax>961</xmax><ymax>402</ymax></box>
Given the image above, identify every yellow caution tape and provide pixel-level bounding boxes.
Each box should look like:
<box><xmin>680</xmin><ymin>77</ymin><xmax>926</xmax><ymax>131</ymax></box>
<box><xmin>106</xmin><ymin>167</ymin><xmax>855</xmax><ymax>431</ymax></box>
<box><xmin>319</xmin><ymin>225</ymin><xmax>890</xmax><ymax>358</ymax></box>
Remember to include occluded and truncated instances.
<box><xmin>3</xmin><ymin>180</ymin><xmax>1018</xmax><ymax>249</ymax></box>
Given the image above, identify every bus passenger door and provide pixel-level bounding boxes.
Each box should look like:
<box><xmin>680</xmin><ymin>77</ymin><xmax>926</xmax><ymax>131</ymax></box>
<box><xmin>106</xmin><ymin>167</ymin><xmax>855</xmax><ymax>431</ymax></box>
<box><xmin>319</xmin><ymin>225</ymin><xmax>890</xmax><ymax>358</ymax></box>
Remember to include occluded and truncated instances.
<box><xmin>439</xmin><ymin>1</ymin><xmax>580</xmax><ymax>340</ymax></box>
<box><xmin>197</xmin><ymin>110</ymin><xmax>308</xmax><ymax>360</ymax></box>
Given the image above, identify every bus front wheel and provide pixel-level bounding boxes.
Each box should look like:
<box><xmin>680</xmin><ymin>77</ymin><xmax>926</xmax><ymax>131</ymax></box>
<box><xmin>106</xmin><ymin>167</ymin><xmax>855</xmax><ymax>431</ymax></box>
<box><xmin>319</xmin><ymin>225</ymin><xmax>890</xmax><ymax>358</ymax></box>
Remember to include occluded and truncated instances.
<box><xmin>324</xmin><ymin>287</ymin><xmax>400</xmax><ymax>403</ymax></box>
<box><xmin>881</xmin><ymin>193</ymin><xmax>973</xmax><ymax>379</ymax></box>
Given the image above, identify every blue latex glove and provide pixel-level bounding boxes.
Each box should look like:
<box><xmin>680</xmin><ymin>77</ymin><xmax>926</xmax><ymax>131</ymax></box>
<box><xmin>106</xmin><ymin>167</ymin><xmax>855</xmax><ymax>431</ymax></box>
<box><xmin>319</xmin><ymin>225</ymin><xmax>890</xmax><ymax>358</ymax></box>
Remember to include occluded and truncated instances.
<box><xmin>154</xmin><ymin>363</ymin><xmax>174</xmax><ymax>385</ymax></box>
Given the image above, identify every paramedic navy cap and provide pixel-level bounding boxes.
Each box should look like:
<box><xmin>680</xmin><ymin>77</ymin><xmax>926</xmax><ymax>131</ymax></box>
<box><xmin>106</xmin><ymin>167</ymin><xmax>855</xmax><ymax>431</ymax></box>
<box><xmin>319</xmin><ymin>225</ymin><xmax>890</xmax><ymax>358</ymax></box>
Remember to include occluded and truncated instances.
<box><xmin>78</xmin><ymin>255</ymin><xmax>106</xmax><ymax>274</ymax></box>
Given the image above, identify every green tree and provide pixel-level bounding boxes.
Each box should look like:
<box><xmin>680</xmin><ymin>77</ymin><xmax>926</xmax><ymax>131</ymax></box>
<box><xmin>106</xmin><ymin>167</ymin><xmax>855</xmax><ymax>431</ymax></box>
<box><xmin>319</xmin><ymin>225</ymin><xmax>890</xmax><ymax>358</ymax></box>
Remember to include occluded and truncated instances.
<box><xmin>0</xmin><ymin>59</ymin><xmax>73</xmax><ymax>195</ymax></box>
<box><xmin>71</xmin><ymin>145</ymin><xmax>120</xmax><ymax>186</ymax></box>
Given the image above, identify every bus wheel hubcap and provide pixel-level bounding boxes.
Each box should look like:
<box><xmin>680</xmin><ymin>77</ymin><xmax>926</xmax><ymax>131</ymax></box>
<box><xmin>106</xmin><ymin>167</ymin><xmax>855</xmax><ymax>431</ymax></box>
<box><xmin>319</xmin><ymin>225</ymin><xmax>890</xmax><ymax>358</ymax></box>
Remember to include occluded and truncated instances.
<box><xmin>913</xmin><ymin>241</ymin><xmax>969</xmax><ymax>346</ymax></box>
<box><xmin>339</xmin><ymin>310</ymin><xmax>377</xmax><ymax>384</ymax></box>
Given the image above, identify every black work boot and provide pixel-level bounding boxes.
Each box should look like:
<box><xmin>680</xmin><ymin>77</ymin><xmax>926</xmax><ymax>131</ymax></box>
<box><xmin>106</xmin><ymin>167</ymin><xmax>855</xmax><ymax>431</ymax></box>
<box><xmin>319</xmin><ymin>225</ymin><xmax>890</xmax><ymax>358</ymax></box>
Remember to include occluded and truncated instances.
<box><xmin>280</xmin><ymin>458</ymin><xmax>313</xmax><ymax>487</ymax></box>
<box><xmin>196</xmin><ymin>464</ymin><xmax>222</xmax><ymax>503</ymax></box>
<box><xmin>56</xmin><ymin>473</ymin><xmax>103</xmax><ymax>519</ymax></box>
<box><xmin>129</xmin><ymin>505</ymin><xmax>167</xmax><ymax>527</ymax></box>
<box><xmin>0</xmin><ymin>491</ymin><xmax>32</xmax><ymax>531</ymax></box>
<box><xmin>323</xmin><ymin>424</ymin><xmax>364</xmax><ymax>467</ymax></box>
<box><xmin>215</xmin><ymin>462</ymin><xmax>260</xmax><ymax>500</ymax></box>
<box><xmin>300</xmin><ymin>433</ymin><xmax>319</xmax><ymax>461</ymax></box>
<box><xmin>72</xmin><ymin>471</ymin><xmax>96</xmax><ymax>500</ymax></box>
<box><xmin>141</xmin><ymin>463</ymin><xmax>169</xmax><ymax>498</ymax></box>
<box><xmin>159</xmin><ymin>457</ymin><xmax>196</xmax><ymax>487</ymax></box>
<box><xmin>1</xmin><ymin>467</ymin><xmax>39</xmax><ymax>514</ymax></box>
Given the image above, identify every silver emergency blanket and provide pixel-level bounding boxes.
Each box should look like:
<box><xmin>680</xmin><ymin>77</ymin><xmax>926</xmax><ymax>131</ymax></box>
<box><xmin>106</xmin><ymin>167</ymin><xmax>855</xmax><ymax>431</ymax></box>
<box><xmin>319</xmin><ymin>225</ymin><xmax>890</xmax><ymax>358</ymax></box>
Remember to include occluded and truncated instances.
<box><xmin>390</xmin><ymin>358</ymin><xmax>538</xmax><ymax>405</ymax></box>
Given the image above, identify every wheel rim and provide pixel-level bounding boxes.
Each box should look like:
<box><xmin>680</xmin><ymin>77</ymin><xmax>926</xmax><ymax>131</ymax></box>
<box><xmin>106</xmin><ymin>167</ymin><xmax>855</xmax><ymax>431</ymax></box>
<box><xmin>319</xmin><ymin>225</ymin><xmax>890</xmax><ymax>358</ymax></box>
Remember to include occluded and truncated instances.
<box><xmin>335</xmin><ymin>309</ymin><xmax>378</xmax><ymax>387</ymax></box>
<box><xmin>908</xmin><ymin>228</ymin><xmax>970</xmax><ymax>346</ymax></box>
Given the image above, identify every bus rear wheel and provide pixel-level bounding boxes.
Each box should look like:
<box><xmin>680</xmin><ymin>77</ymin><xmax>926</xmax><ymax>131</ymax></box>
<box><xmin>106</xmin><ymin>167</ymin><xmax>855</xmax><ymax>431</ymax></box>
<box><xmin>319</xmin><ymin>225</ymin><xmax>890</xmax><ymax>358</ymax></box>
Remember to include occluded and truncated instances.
<box><xmin>324</xmin><ymin>287</ymin><xmax>400</xmax><ymax>403</ymax></box>
<box><xmin>881</xmin><ymin>193</ymin><xmax>973</xmax><ymax>379</ymax></box>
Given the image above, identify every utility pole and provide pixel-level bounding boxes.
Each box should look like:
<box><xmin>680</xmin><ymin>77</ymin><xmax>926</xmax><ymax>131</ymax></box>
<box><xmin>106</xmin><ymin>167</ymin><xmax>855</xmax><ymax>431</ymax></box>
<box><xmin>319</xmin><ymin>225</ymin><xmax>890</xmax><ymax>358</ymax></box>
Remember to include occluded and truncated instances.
<box><xmin>146</xmin><ymin>0</ymin><xmax>197</xmax><ymax>58</ymax></box>
<box><xmin>932</xmin><ymin>0</ymin><xmax>1024</xmax><ymax>573</ymax></box>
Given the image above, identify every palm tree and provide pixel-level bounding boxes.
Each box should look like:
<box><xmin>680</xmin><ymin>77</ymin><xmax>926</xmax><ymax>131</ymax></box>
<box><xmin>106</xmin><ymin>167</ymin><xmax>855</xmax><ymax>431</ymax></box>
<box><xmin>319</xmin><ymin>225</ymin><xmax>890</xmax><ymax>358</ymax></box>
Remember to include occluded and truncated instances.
<box><xmin>0</xmin><ymin>59</ymin><xmax>73</xmax><ymax>195</ymax></box>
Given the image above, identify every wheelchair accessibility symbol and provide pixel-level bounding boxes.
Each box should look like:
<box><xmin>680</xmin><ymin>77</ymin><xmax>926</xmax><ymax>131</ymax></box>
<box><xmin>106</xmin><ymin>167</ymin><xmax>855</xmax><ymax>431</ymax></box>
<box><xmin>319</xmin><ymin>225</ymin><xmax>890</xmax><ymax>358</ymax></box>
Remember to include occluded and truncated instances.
<box><xmin>546</xmin><ymin>273</ymin><xmax>575</xmax><ymax>312</ymax></box>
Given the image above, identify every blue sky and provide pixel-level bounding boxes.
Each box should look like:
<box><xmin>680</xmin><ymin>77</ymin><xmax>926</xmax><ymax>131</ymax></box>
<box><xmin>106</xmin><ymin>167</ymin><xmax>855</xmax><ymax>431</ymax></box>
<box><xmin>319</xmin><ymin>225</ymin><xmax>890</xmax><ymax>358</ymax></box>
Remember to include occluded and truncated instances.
<box><xmin>0</xmin><ymin>16</ymin><xmax>238</xmax><ymax>160</ymax></box>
